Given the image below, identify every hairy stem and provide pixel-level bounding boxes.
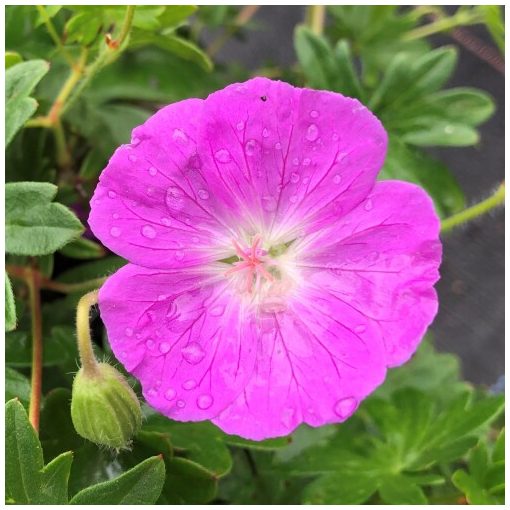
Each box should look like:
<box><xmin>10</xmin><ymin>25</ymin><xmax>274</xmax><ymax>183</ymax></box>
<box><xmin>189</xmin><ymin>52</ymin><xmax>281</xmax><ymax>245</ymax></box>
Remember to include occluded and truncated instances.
<box><xmin>307</xmin><ymin>4</ymin><xmax>326</xmax><ymax>36</ymax></box>
<box><xmin>36</xmin><ymin>5</ymin><xmax>75</xmax><ymax>67</ymax></box>
<box><xmin>441</xmin><ymin>183</ymin><xmax>505</xmax><ymax>233</ymax></box>
<box><xmin>76</xmin><ymin>290</ymin><xmax>100</xmax><ymax>377</ymax></box>
<box><xmin>26</xmin><ymin>267</ymin><xmax>43</xmax><ymax>434</ymax></box>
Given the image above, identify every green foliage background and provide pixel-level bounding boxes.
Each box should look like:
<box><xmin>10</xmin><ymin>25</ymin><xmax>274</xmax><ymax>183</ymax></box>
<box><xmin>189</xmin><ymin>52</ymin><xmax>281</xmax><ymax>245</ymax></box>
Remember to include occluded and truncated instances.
<box><xmin>5</xmin><ymin>5</ymin><xmax>505</xmax><ymax>505</ymax></box>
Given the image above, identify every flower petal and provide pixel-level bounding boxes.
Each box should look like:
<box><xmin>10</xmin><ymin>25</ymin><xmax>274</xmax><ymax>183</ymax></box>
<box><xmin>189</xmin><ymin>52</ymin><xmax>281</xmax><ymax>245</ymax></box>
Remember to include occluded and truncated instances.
<box><xmin>98</xmin><ymin>263</ymin><xmax>258</xmax><ymax>421</ymax></box>
<box><xmin>297</xmin><ymin>180</ymin><xmax>442</xmax><ymax>366</ymax></box>
<box><xmin>88</xmin><ymin>98</ymin><xmax>235</xmax><ymax>269</ymax></box>
<box><xmin>213</xmin><ymin>285</ymin><xmax>388</xmax><ymax>440</ymax></box>
<box><xmin>199</xmin><ymin>77</ymin><xmax>387</xmax><ymax>242</ymax></box>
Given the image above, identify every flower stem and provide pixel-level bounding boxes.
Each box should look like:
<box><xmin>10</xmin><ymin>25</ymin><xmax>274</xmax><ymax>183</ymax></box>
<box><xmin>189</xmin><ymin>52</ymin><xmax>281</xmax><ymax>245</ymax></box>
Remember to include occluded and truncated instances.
<box><xmin>76</xmin><ymin>290</ymin><xmax>100</xmax><ymax>377</ymax></box>
<box><xmin>62</xmin><ymin>5</ymin><xmax>136</xmax><ymax>116</ymax></box>
<box><xmin>36</xmin><ymin>5</ymin><xmax>75</xmax><ymax>68</ymax></box>
<box><xmin>441</xmin><ymin>183</ymin><xmax>505</xmax><ymax>233</ymax></box>
<box><xmin>26</xmin><ymin>267</ymin><xmax>43</xmax><ymax>434</ymax></box>
<box><xmin>307</xmin><ymin>5</ymin><xmax>326</xmax><ymax>36</ymax></box>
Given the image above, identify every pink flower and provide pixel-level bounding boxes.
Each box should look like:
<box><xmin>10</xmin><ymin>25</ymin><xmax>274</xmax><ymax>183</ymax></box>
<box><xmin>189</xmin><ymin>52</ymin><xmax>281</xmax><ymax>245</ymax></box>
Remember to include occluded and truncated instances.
<box><xmin>89</xmin><ymin>78</ymin><xmax>441</xmax><ymax>440</ymax></box>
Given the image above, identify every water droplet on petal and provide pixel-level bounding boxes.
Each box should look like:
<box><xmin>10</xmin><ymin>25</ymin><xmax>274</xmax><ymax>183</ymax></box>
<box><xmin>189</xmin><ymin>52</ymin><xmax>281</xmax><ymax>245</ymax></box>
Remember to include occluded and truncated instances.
<box><xmin>110</xmin><ymin>227</ymin><xmax>121</xmax><ymax>238</ymax></box>
<box><xmin>145</xmin><ymin>339</ymin><xmax>155</xmax><ymax>350</ymax></box>
<box><xmin>159</xmin><ymin>342</ymin><xmax>170</xmax><ymax>354</ymax></box>
<box><xmin>165</xmin><ymin>388</ymin><xmax>176</xmax><ymax>400</ymax></box>
<box><xmin>161</xmin><ymin>217</ymin><xmax>171</xmax><ymax>226</ymax></box>
<box><xmin>334</xmin><ymin>397</ymin><xmax>358</xmax><ymax>418</ymax></box>
<box><xmin>261</xmin><ymin>195</ymin><xmax>277</xmax><ymax>212</ymax></box>
<box><xmin>364</xmin><ymin>198</ymin><xmax>373</xmax><ymax>211</ymax></box>
<box><xmin>141</xmin><ymin>225</ymin><xmax>156</xmax><ymax>239</ymax></box>
<box><xmin>166</xmin><ymin>187</ymin><xmax>185</xmax><ymax>210</ymax></box>
<box><xmin>210</xmin><ymin>305</ymin><xmax>225</xmax><ymax>317</ymax></box>
<box><xmin>128</xmin><ymin>154</ymin><xmax>137</xmax><ymax>163</ymax></box>
<box><xmin>333</xmin><ymin>174</ymin><xmax>341</xmax><ymax>184</ymax></box>
<box><xmin>303</xmin><ymin>157</ymin><xmax>311</xmax><ymax>166</ymax></box>
<box><xmin>332</xmin><ymin>133</ymin><xmax>339</xmax><ymax>141</ymax></box>
<box><xmin>181</xmin><ymin>342</ymin><xmax>205</xmax><ymax>364</ymax></box>
<box><xmin>292</xmin><ymin>157</ymin><xmax>299</xmax><ymax>166</ymax></box>
<box><xmin>108</xmin><ymin>190</ymin><xmax>116</xmax><ymax>199</ymax></box>
<box><xmin>197</xmin><ymin>394</ymin><xmax>213</xmax><ymax>410</ymax></box>
<box><xmin>174</xmin><ymin>250</ymin><xmax>185</xmax><ymax>261</ymax></box>
<box><xmin>354</xmin><ymin>324</ymin><xmax>366</xmax><ymax>333</ymax></box>
<box><xmin>306</xmin><ymin>123</ymin><xmax>319</xmax><ymax>142</ymax></box>
<box><xmin>148</xmin><ymin>166</ymin><xmax>157</xmax><ymax>176</ymax></box>
<box><xmin>198</xmin><ymin>189</ymin><xmax>210</xmax><ymax>200</ymax></box>
<box><xmin>289</xmin><ymin>195</ymin><xmax>298</xmax><ymax>204</ymax></box>
<box><xmin>183</xmin><ymin>379</ymin><xmax>197</xmax><ymax>390</ymax></box>
<box><xmin>125</xmin><ymin>327</ymin><xmax>133</xmax><ymax>337</ymax></box>
<box><xmin>262</xmin><ymin>128</ymin><xmax>270</xmax><ymax>138</ymax></box>
<box><xmin>245</xmin><ymin>139</ymin><xmax>258</xmax><ymax>156</ymax></box>
<box><xmin>176</xmin><ymin>399</ymin><xmax>186</xmax><ymax>408</ymax></box>
<box><xmin>214</xmin><ymin>149</ymin><xmax>231</xmax><ymax>163</ymax></box>
<box><xmin>290</xmin><ymin>172</ymin><xmax>300</xmax><ymax>183</ymax></box>
<box><xmin>310</xmin><ymin>110</ymin><xmax>319</xmax><ymax>118</ymax></box>
<box><xmin>281</xmin><ymin>407</ymin><xmax>295</xmax><ymax>428</ymax></box>
<box><xmin>147</xmin><ymin>387</ymin><xmax>158</xmax><ymax>397</ymax></box>
<box><xmin>275</xmin><ymin>142</ymin><xmax>282</xmax><ymax>150</ymax></box>
<box><xmin>112</xmin><ymin>213</ymin><xmax>119</xmax><ymax>220</ymax></box>
<box><xmin>302</xmin><ymin>177</ymin><xmax>310</xmax><ymax>185</ymax></box>
<box><xmin>236</xmin><ymin>121</ymin><xmax>244</xmax><ymax>131</ymax></box>
<box><xmin>172</xmin><ymin>128</ymin><xmax>188</xmax><ymax>144</ymax></box>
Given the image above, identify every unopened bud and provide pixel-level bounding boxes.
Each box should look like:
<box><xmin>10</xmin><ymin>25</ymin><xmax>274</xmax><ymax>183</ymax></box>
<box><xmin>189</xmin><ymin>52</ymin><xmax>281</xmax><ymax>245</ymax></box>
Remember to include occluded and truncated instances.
<box><xmin>71</xmin><ymin>363</ymin><xmax>142</xmax><ymax>449</ymax></box>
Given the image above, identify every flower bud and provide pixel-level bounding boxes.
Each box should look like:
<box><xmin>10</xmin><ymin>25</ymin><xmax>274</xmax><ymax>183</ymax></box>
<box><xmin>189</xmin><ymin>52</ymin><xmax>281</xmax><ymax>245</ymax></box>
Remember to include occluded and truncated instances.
<box><xmin>71</xmin><ymin>362</ymin><xmax>142</xmax><ymax>449</ymax></box>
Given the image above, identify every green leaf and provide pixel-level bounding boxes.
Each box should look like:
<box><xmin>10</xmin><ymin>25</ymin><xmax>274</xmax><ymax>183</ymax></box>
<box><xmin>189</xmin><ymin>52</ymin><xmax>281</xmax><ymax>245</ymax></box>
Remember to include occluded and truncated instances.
<box><xmin>380</xmin><ymin>137</ymin><xmax>465</xmax><ymax>217</ymax></box>
<box><xmin>5</xmin><ymin>399</ymin><xmax>44</xmax><ymax>504</ymax></box>
<box><xmin>302</xmin><ymin>472</ymin><xmax>378</xmax><ymax>504</ymax></box>
<box><xmin>224</xmin><ymin>434</ymin><xmax>292</xmax><ymax>451</ymax></box>
<box><xmin>5</xmin><ymin>272</ymin><xmax>17</xmax><ymax>331</ymax></box>
<box><xmin>477</xmin><ymin>5</ymin><xmax>504</xmax><ymax>53</ymax></box>
<box><xmin>6</xmin><ymin>59</ymin><xmax>49</xmax><ymax>146</ymax></box>
<box><xmin>333</xmin><ymin>39</ymin><xmax>365</xmax><ymax>100</ymax></box>
<box><xmin>6</xmin><ymin>182</ymin><xmax>84</xmax><ymax>256</ymax></box>
<box><xmin>65</xmin><ymin>11</ymin><xmax>103</xmax><ymax>45</ymax></box>
<box><xmin>70</xmin><ymin>456</ymin><xmax>166</xmax><ymax>504</ymax></box>
<box><xmin>158</xmin><ymin>5</ymin><xmax>198</xmax><ymax>28</ymax></box>
<box><xmin>40</xmin><ymin>451</ymin><xmax>73</xmax><ymax>504</ymax></box>
<box><xmin>59</xmin><ymin>237</ymin><xmax>106</xmax><ymax>259</ymax></box>
<box><xmin>452</xmin><ymin>469</ymin><xmax>497</xmax><ymax>504</ymax></box>
<box><xmin>5</xmin><ymin>367</ymin><xmax>30</xmax><ymax>407</ymax></box>
<box><xmin>493</xmin><ymin>428</ymin><xmax>505</xmax><ymax>464</ymax></box>
<box><xmin>379</xmin><ymin>475</ymin><xmax>427</xmax><ymax>504</ymax></box>
<box><xmin>130</xmin><ymin>29</ymin><xmax>213</xmax><ymax>72</ymax></box>
<box><xmin>400</xmin><ymin>121</ymin><xmax>479</xmax><ymax>147</ymax></box>
<box><xmin>159</xmin><ymin>457</ymin><xmax>217</xmax><ymax>504</ymax></box>
<box><xmin>5</xmin><ymin>51</ymin><xmax>22</xmax><ymax>69</ymax></box>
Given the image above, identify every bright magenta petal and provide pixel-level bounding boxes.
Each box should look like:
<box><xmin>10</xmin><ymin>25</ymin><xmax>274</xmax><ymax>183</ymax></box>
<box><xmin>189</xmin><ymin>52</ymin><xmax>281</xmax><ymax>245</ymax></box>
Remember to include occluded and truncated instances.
<box><xmin>98</xmin><ymin>263</ymin><xmax>258</xmax><ymax>421</ymax></box>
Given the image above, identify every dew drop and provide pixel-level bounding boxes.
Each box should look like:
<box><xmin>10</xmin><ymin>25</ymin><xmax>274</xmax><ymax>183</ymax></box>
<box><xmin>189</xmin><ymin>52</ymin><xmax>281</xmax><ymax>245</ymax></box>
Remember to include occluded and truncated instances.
<box><xmin>281</xmin><ymin>407</ymin><xmax>295</xmax><ymax>427</ymax></box>
<box><xmin>183</xmin><ymin>379</ymin><xmax>197</xmax><ymax>390</ymax></box>
<box><xmin>245</xmin><ymin>139</ymin><xmax>258</xmax><ymax>156</ymax></box>
<box><xmin>159</xmin><ymin>342</ymin><xmax>171</xmax><ymax>354</ymax></box>
<box><xmin>176</xmin><ymin>399</ymin><xmax>186</xmax><ymax>408</ymax></box>
<box><xmin>303</xmin><ymin>157</ymin><xmax>311</xmax><ymax>166</ymax></box>
<box><xmin>262</xmin><ymin>128</ymin><xmax>270</xmax><ymax>138</ymax></box>
<box><xmin>302</xmin><ymin>177</ymin><xmax>310</xmax><ymax>185</ymax></box>
<box><xmin>290</xmin><ymin>195</ymin><xmax>298</xmax><ymax>204</ymax></box>
<box><xmin>198</xmin><ymin>189</ymin><xmax>210</xmax><ymax>200</ymax></box>
<box><xmin>334</xmin><ymin>397</ymin><xmax>358</xmax><ymax>418</ymax></box>
<box><xmin>292</xmin><ymin>157</ymin><xmax>299</xmax><ymax>166</ymax></box>
<box><xmin>236</xmin><ymin>121</ymin><xmax>245</xmax><ymax>131</ymax></box>
<box><xmin>333</xmin><ymin>174</ymin><xmax>342</xmax><ymax>184</ymax></box>
<box><xmin>164</xmin><ymin>388</ymin><xmax>176</xmax><ymax>401</ymax></box>
<box><xmin>354</xmin><ymin>324</ymin><xmax>366</xmax><ymax>334</ymax></box>
<box><xmin>172</xmin><ymin>128</ymin><xmax>188</xmax><ymax>144</ymax></box>
<box><xmin>128</xmin><ymin>154</ymin><xmax>137</xmax><ymax>163</ymax></box>
<box><xmin>157</xmin><ymin>294</ymin><xmax>167</xmax><ymax>301</ymax></box>
<box><xmin>112</xmin><ymin>213</ymin><xmax>119</xmax><ymax>220</ymax></box>
<box><xmin>174</xmin><ymin>250</ymin><xmax>185</xmax><ymax>261</ymax></box>
<box><xmin>261</xmin><ymin>195</ymin><xmax>277</xmax><ymax>212</ymax></box>
<box><xmin>210</xmin><ymin>304</ymin><xmax>225</xmax><ymax>317</ymax></box>
<box><xmin>364</xmin><ymin>198</ymin><xmax>373</xmax><ymax>211</ymax></box>
<box><xmin>444</xmin><ymin>125</ymin><xmax>454</xmax><ymax>134</ymax></box>
<box><xmin>306</xmin><ymin>123</ymin><xmax>319</xmax><ymax>142</ymax></box>
<box><xmin>125</xmin><ymin>327</ymin><xmax>133</xmax><ymax>337</ymax></box>
<box><xmin>147</xmin><ymin>387</ymin><xmax>158</xmax><ymax>397</ymax></box>
<box><xmin>214</xmin><ymin>149</ymin><xmax>231</xmax><ymax>163</ymax></box>
<box><xmin>161</xmin><ymin>217</ymin><xmax>171</xmax><ymax>226</ymax></box>
<box><xmin>166</xmin><ymin>187</ymin><xmax>185</xmax><ymax>210</ymax></box>
<box><xmin>148</xmin><ymin>166</ymin><xmax>157</xmax><ymax>176</ymax></box>
<box><xmin>275</xmin><ymin>142</ymin><xmax>282</xmax><ymax>150</ymax></box>
<box><xmin>310</xmin><ymin>110</ymin><xmax>320</xmax><ymax>119</ymax></box>
<box><xmin>108</xmin><ymin>190</ymin><xmax>117</xmax><ymax>199</ymax></box>
<box><xmin>145</xmin><ymin>339</ymin><xmax>155</xmax><ymax>350</ymax></box>
<box><xmin>110</xmin><ymin>227</ymin><xmax>121</xmax><ymax>238</ymax></box>
<box><xmin>332</xmin><ymin>133</ymin><xmax>339</xmax><ymax>141</ymax></box>
<box><xmin>181</xmin><ymin>342</ymin><xmax>205</xmax><ymax>364</ymax></box>
<box><xmin>140</xmin><ymin>225</ymin><xmax>156</xmax><ymax>239</ymax></box>
<box><xmin>290</xmin><ymin>172</ymin><xmax>300</xmax><ymax>183</ymax></box>
<box><xmin>197</xmin><ymin>394</ymin><xmax>213</xmax><ymax>410</ymax></box>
